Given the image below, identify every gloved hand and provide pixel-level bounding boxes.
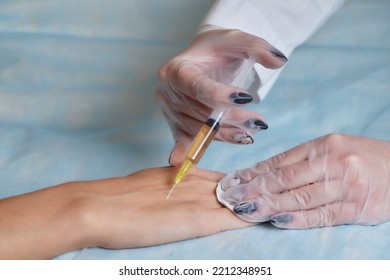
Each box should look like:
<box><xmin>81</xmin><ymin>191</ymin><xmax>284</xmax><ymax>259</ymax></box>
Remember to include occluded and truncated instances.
<box><xmin>156</xmin><ymin>27</ymin><xmax>288</xmax><ymax>166</ymax></box>
<box><xmin>217</xmin><ymin>134</ymin><xmax>390</xmax><ymax>229</ymax></box>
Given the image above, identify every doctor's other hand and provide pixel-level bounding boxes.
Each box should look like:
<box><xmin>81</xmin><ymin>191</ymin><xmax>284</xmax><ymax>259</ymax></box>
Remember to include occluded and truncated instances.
<box><xmin>217</xmin><ymin>134</ymin><xmax>390</xmax><ymax>229</ymax></box>
<box><xmin>156</xmin><ymin>28</ymin><xmax>287</xmax><ymax>166</ymax></box>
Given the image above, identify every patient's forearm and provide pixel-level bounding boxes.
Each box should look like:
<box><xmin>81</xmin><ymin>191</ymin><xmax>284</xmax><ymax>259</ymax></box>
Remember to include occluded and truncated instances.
<box><xmin>0</xmin><ymin>184</ymin><xmax>91</xmax><ymax>259</ymax></box>
<box><xmin>0</xmin><ymin>167</ymin><xmax>251</xmax><ymax>259</ymax></box>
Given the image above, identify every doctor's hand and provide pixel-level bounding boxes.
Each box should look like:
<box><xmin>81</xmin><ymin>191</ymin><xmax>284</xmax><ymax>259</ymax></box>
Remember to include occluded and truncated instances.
<box><xmin>156</xmin><ymin>28</ymin><xmax>287</xmax><ymax>166</ymax></box>
<box><xmin>217</xmin><ymin>134</ymin><xmax>390</xmax><ymax>229</ymax></box>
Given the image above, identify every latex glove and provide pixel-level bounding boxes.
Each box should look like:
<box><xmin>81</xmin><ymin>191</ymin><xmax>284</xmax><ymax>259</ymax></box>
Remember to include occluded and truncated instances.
<box><xmin>217</xmin><ymin>134</ymin><xmax>390</xmax><ymax>229</ymax></box>
<box><xmin>156</xmin><ymin>28</ymin><xmax>288</xmax><ymax>166</ymax></box>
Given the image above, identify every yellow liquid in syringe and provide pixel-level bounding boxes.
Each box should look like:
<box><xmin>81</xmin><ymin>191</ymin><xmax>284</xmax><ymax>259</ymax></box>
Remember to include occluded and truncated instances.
<box><xmin>165</xmin><ymin>118</ymin><xmax>220</xmax><ymax>199</ymax></box>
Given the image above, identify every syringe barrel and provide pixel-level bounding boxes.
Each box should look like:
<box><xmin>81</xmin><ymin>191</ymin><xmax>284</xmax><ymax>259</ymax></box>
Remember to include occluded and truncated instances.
<box><xmin>185</xmin><ymin>118</ymin><xmax>220</xmax><ymax>164</ymax></box>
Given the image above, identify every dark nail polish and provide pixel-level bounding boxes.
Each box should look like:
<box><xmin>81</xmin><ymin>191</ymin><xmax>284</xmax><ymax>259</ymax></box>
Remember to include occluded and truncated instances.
<box><xmin>254</xmin><ymin>120</ymin><xmax>268</xmax><ymax>129</ymax></box>
<box><xmin>270</xmin><ymin>49</ymin><xmax>288</xmax><ymax>61</ymax></box>
<box><xmin>234</xmin><ymin>202</ymin><xmax>257</xmax><ymax>215</ymax></box>
<box><xmin>270</xmin><ymin>214</ymin><xmax>292</xmax><ymax>226</ymax></box>
<box><xmin>230</xmin><ymin>92</ymin><xmax>253</xmax><ymax>104</ymax></box>
<box><xmin>247</xmin><ymin>119</ymin><xmax>268</xmax><ymax>130</ymax></box>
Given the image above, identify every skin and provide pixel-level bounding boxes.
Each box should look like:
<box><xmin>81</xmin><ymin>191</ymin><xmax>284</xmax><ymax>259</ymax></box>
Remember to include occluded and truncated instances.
<box><xmin>0</xmin><ymin>166</ymin><xmax>251</xmax><ymax>260</ymax></box>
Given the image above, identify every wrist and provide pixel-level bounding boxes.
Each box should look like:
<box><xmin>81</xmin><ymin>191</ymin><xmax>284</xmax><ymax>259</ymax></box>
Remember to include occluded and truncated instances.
<box><xmin>45</xmin><ymin>182</ymin><xmax>101</xmax><ymax>258</ymax></box>
<box><xmin>0</xmin><ymin>182</ymin><xmax>95</xmax><ymax>259</ymax></box>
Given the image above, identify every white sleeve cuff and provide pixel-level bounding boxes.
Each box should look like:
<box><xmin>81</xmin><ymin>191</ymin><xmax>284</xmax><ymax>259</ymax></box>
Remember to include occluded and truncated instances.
<box><xmin>198</xmin><ymin>0</ymin><xmax>344</xmax><ymax>101</ymax></box>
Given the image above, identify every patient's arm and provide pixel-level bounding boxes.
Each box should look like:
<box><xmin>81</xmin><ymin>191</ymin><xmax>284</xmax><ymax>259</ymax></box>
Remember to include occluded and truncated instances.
<box><xmin>0</xmin><ymin>166</ymin><xmax>251</xmax><ymax>259</ymax></box>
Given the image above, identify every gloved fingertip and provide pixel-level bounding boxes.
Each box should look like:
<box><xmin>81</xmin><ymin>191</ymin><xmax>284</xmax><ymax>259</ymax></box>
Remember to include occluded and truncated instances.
<box><xmin>232</xmin><ymin>201</ymin><xmax>270</xmax><ymax>222</ymax></box>
<box><xmin>233</xmin><ymin>201</ymin><xmax>258</xmax><ymax>215</ymax></box>
<box><xmin>233</xmin><ymin>133</ymin><xmax>254</xmax><ymax>144</ymax></box>
<box><xmin>270</xmin><ymin>214</ymin><xmax>293</xmax><ymax>229</ymax></box>
<box><xmin>246</xmin><ymin>119</ymin><xmax>268</xmax><ymax>131</ymax></box>
<box><xmin>218</xmin><ymin>176</ymin><xmax>241</xmax><ymax>191</ymax></box>
<box><xmin>168</xmin><ymin>156</ymin><xmax>178</xmax><ymax>167</ymax></box>
<box><xmin>270</xmin><ymin>48</ymin><xmax>288</xmax><ymax>62</ymax></box>
<box><xmin>168</xmin><ymin>141</ymin><xmax>186</xmax><ymax>166</ymax></box>
<box><xmin>168</xmin><ymin>152</ymin><xmax>182</xmax><ymax>167</ymax></box>
<box><xmin>229</xmin><ymin>92</ymin><xmax>253</xmax><ymax>105</ymax></box>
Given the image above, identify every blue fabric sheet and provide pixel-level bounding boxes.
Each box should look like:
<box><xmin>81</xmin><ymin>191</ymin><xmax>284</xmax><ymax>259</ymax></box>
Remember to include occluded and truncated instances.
<box><xmin>0</xmin><ymin>0</ymin><xmax>389</xmax><ymax>259</ymax></box>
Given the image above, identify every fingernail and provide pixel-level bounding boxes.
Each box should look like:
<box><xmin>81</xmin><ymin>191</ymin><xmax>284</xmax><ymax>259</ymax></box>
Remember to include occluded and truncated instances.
<box><xmin>246</xmin><ymin>119</ymin><xmax>268</xmax><ymax>131</ymax></box>
<box><xmin>230</xmin><ymin>92</ymin><xmax>253</xmax><ymax>104</ymax></box>
<box><xmin>270</xmin><ymin>214</ymin><xmax>292</xmax><ymax>227</ymax></box>
<box><xmin>168</xmin><ymin>154</ymin><xmax>178</xmax><ymax>166</ymax></box>
<box><xmin>270</xmin><ymin>48</ymin><xmax>288</xmax><ymax>62</ymax></box>
<box><xmin>168</xmin><ymin>142</ymin><xmax>183</xmax><ymax>166</ymax></box>
<box><xmin>234</xmin><ymin>202</ymin><xmax>258</xmax><ymax>215</ymax></box>
<box><xmin>168</xmin><ymin>149</ymin><xmax>174</xmax><ymax>165</ymax></box>
<box><xmin>233</xmin><ymin>133</ymin><xmax>254</xmax><ymax>144</ymax></box>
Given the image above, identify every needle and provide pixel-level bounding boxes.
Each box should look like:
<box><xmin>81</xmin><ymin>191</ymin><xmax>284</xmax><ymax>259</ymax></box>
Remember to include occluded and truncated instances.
<box><xmin>165</xmin><ymin>183</ymin><xmax>177</xmax><ymax>200</ymax></box>
<box><xmin>166</xmin><ymin>57</ymin><xmax>257</xmax><ymax>200</ymax></box>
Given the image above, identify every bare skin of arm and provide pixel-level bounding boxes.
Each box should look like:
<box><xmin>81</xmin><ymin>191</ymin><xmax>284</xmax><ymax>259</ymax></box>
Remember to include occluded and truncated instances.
<box><xmin>0</xmin><ymin>166</ymin><xmax>252</xmax><ymax>259</ymax></box>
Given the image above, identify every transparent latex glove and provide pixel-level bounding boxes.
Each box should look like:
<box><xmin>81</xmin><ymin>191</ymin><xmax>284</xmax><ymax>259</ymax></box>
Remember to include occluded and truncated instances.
<box><xmin>156</xmin><ymin>28</ymin><xmax>288</xmax><ymax>166</ymax></box>
<box><xmin>217</xmin><ymin>134</ymin><xmax>390</xmax><ymax>229</ymax></box>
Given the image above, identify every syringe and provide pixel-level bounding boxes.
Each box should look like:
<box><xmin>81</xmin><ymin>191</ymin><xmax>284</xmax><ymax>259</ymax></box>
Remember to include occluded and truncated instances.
<box><xmin>166</xmin><ymin>56</ymin><xmax>257</xmax><ymax>199</ymax></box>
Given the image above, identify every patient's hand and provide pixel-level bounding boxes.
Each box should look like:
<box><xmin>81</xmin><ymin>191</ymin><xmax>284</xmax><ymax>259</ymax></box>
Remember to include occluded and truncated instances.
<box><xmin>0</xmin><ymin>166</ymin><xmax>251</xmax><ymax>259</ymax></box>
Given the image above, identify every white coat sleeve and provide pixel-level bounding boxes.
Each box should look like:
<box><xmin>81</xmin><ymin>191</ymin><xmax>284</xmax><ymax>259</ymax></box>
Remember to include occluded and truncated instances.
<box><xmin>198</xmin><ymin>0</ymin><xmax>345</xmax><ymax>101</ymax></box>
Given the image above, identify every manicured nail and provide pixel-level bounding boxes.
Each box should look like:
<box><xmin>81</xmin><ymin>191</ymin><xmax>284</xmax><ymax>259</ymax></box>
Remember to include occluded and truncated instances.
<box><xmin>168</xmin><ymin>151</ymin><xmax>175</xmax><ymax>166</ymax></box>
<box><xmin>168</xmin><ymin>141</ymin><xmax>184</xmax><ymax>166</ymax></box>
<box><xmin>168</xmin><ymin>154</ymin><xmax>180</xmax><ymax>166</ymax></box>
<box><xmin>233</xmin><ymin>133</ymin><xmax>254</xmax><ymax>144</ymax></box>
<box><xmin>246</xmin><ymin>119</ymin><xmax>268</xmax><ymax>131</ymax></box>
<box><xmin>270</xmin><ymin>214</ymin><xmax>292</xmax><ymax>227</ymax></box>
<box><xmin>230</xmin><ymin>92</ymin><xmax>253</xmax><ymax>104</ymax></box>
<box><xmin>270</xmin><ymin>49</ymin><xmax>288</xmax><ymax>61</ymax></box>
<box><xmin>234</xmin><ymin>202</ymin><xmax>257</xmax><ymax>215</ymax></box>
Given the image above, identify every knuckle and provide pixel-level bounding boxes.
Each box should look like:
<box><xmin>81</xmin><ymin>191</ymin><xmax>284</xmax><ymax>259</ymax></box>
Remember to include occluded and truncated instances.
<box><xmin>158</xmin><ymin>58</ymin><xmax>185</xmax><ymax>81</ymax></box>
<box><xmin>341</xmin><ymin>154</ymin><xmax>366</xmax><ymax>185</ymax></box>
<box><xmin>323</xmin><ymin>133</ymin><xmax>347</xmax><ymax>150</ymax></box>
<box><xmin>158</xmin><ymin>61</ymin><xmax>170</xmax><ymax>80</ymax></box>
<box><xmin>342</xmin><ymin>154</ymin><xmax>363</xmax><ymax>168</ymax></box>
